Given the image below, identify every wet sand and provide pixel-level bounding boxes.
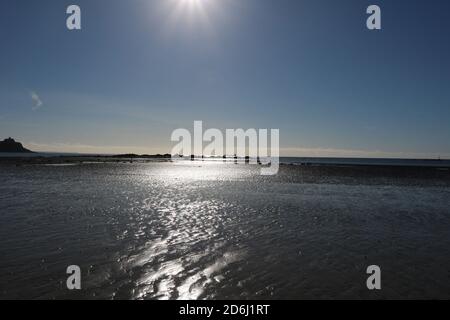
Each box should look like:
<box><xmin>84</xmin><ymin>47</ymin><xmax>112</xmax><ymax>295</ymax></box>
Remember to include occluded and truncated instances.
<box><xmin>1</xmin><ymin>160</ymin><xmax>449</xmax><ymax>299</ymax></box>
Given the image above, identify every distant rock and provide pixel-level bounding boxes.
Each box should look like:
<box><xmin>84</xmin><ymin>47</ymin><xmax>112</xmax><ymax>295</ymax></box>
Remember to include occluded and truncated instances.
<box><xmin>0</xmin><ymin>138</ymin><xmax>33</xmax><ymax>153</ymax></box>
<box><xmin>113</xmin><ymin>153</ymin><xmax>171</xmax><ymax>159</ymax></box>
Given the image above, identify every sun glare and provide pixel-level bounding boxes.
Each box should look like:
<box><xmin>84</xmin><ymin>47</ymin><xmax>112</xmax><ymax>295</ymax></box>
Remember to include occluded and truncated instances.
<box><xmin>163</xmin><ymin>0</ymin><xmax>215</xmax><ymax>33</ymax></box>
<box><xmin>182</xmin><ymin>0</ymin><xmax>206</xmax><ymax>5</ymax></box>
<box><xmin>182</xmin><ymin>0</ymin><xmax>200</xmax><ymax>3</ymax></box>
<box><xmin>177</xmin><ymin>0</ymin><xmax>208</xmax><ymax>13</ymax></box>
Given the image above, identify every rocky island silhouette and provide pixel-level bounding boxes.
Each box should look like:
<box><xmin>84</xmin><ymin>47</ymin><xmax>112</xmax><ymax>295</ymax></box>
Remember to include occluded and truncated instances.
<box><xmin>0</xmin><ymin>138</ymin><xmax>33</xmax><ymax>153</ymax></box>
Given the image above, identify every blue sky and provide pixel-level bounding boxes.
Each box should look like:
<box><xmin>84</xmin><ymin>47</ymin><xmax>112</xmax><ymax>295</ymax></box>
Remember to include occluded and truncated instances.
<box><xmin>1</xmin><ymin>0</ymin><xmax>449</xmax><ymax>157</ymax></box>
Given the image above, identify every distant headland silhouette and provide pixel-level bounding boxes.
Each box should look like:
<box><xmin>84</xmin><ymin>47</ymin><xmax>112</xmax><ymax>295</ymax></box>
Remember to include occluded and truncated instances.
<box><xmin>0</xmin><ymin>138</ymin><xmax>33</xmax><ymax>153</ymax></box>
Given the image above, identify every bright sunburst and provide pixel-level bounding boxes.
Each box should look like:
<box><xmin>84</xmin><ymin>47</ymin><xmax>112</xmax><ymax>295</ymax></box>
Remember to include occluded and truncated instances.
<box><xmin>182</xmin><ymin>0</ymin><xmax>205</xmax><ymax>5</ymax></box>
<box><xmin>176</xmin><ymin>0</ymin><xmax>209</xmax><ymax>15</ymax></box>
<box><xmin>163</xmin><ymin>0</ymin><xmax>216</xmax><ymax>33</ymax></box>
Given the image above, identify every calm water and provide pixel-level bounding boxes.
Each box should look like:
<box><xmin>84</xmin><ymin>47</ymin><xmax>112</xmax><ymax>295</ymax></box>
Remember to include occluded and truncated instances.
<box><xmin>0</xmin><ymin>162</ymin><xmax>450</xmax><ymax>299</ymax></box>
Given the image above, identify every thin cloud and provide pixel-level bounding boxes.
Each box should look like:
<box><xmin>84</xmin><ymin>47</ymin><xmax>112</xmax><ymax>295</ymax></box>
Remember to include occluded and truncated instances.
<box><xmin>30</xmin><ymin>91</ymin><xmax>43</xmax><ymax>110</ymax></box>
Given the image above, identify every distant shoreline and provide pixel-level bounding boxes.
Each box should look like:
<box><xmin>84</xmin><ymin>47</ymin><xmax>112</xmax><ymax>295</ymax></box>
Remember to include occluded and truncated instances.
<box><xmin>0</xmin><ymin>154</ymin><xmax>449</xmax><ymax>169</ymax></box>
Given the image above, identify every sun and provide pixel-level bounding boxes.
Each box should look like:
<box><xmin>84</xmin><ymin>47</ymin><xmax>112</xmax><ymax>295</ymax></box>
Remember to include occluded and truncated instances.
<box><xmin>182</xmin><ymin>0</ymin><xmax>205</xmax><ymax>5</ymax></box>
<box><xmin>178</xmin><ymin>0</ymin><xmax>208</xmax><ymax>11</ymax></box>
<box><xmin>156</xmin><ymin>0</ymin><xmax>224</xmax><ymax>36</ymax></box>
<box><xmin>165</xmin><ymin>0</ymin><xmax>214</xmax><ymax>31</ymax></box>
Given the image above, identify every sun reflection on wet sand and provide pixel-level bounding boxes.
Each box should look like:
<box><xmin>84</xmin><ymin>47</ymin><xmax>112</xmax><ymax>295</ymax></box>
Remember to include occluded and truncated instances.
<box><xmin>177</xmin><ymin>250</ymin><xmax>245</xmax><ymax>300</ymax></box>
<box><xmin>125</xmin><ymin>165</ymin><xmax>250</xmax><ymax>300</ymax></box>
<box><xmin>129</xmin><ymin>236</ymin><xmax>246</xmax><ymax>300</ymax></box>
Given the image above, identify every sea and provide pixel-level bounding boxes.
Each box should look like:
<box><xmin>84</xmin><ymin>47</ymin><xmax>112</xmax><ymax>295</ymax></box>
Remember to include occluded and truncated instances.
<box><xmin>0</xmin><ymin>160</ymin><xmax>449</xmax><ymax>299</ymax></box>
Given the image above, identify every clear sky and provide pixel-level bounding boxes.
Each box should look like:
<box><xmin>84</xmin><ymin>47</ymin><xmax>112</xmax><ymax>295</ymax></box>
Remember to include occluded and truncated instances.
<box><xmin>1</xmin><ymin>0</ymin><xmax>449</xmax><ymax>157</ymax></box>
